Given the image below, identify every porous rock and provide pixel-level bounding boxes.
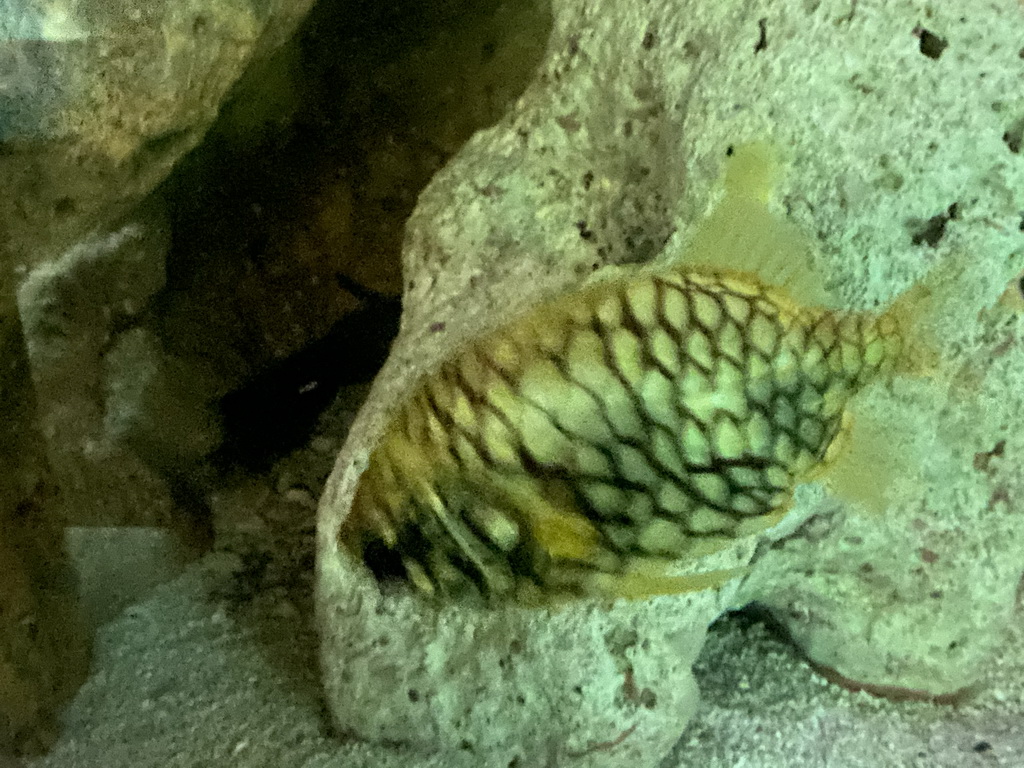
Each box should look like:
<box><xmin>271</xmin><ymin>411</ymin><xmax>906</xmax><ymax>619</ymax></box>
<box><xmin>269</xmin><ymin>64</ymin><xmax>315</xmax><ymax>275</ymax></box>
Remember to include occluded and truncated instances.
<box><xmin>3</xmin><ymin>0</ymin><xmax>318</xmax><ymax>521</ymax></box>
<box><xmin>0</xmin><ymin>326</ymin><xmax>90</xmax><ymax>755</ymax></box>
<box><xmin>1</xmin><ymin>0</ymin><xmax>313</xmax><ymax>747</ymax></box>
<box><xmin>318</xmin><ymin>0</ymin><xmax>1024</xmax><ymax>764</ymax></box>
<box><xmin>15</xmin><ymin>205</ymin><xmax>186</xmax><ymax>526</ymax></box>
<box><xmin>0</xmin><ymin>0</ymin><xmax>315</xmax><ymax>300</ymax></box>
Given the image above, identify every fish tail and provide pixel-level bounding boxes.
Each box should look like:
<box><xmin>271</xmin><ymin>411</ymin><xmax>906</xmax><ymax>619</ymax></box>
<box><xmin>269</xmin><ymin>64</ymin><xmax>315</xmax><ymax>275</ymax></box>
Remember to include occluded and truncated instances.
<box><xmin>817</xmin><ymin>254</ymin><xmax>971</xmax><ymax>517</ymax></box>
<box><xmin>876</xmin><ymin>250</ymin><xmax>972</xmax><ymax>379</ymax></box>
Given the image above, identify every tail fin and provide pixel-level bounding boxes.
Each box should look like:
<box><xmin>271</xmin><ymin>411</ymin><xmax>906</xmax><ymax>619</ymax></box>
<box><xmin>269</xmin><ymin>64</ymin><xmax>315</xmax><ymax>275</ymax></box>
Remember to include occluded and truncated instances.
<box><xmin>820</xmin><ymin>252</ymin><xmax>973</xmax><ymax>517</ymax></box>
<box><xmin>876</xmin><ymin>250</ymin><xmax>970</xmax><ymax>379</ymax></box>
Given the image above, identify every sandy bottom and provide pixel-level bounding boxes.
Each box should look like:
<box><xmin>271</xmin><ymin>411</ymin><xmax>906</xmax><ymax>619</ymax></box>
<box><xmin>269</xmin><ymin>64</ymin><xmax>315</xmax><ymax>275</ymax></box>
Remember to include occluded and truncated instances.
<box><xmin>21</xmin><ymin>549</ymin><xmax>1023</xmax><ymax>768</ymax></box>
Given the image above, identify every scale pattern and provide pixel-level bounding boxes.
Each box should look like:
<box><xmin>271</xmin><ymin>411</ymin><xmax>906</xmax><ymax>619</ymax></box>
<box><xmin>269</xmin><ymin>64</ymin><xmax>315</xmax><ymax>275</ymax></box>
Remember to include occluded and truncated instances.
<box><xmin>339</xmin><ymin>267</ymin><xmax>900</xmax><ymax>604</ymax></box>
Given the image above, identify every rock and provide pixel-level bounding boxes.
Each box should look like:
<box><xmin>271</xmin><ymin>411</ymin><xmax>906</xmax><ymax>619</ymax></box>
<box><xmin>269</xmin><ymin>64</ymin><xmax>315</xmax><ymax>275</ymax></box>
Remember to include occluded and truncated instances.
<box><xmin>64</xmin><ymin>526</ymin><xmax>193</xmax><ymax>630</ymax></box>
<box><xmin>0</xmin><ymin>0</ymin><xmax>314</xmax><ymax>750</ymax></box>
<box><xmin>16</xmin><ymin>205</ymin><xmax>183</xmax><ymax>526</ymax></box>
<box><xmin>317</xmin><ymin>0</ymin><xmax>1024</xmax><ymax>765</ymax></box>
<box><xmin>102</xmin><ymin>326</ymin><xmax>225</xmax><ymax>479</ymax></box>
<box><xmin>0</xmin><ymin>0</ymin><xmax>316</xmax><ymax>299</ymax></box>
<box><xmin>7</xmin><ymin>0</ymin><xmax>548</xmax><ymax>532</ymax></box>
<box><xmin>4</xmin><ymin>0</ymin><xmax>318</xmax><ymax>531</ymax></box>
<box><xmin>0</xmin><ymin>315</ymin><xmax>91</xmax><ymax>757</ymax></box>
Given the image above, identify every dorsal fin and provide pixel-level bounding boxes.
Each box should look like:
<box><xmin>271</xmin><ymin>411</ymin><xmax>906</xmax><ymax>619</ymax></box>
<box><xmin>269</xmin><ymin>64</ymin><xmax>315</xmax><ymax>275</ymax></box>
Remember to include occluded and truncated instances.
<box><xmin>679</xmin><ymin>142</ymin><xmax>832</xmax><ymax>308</ymax></box>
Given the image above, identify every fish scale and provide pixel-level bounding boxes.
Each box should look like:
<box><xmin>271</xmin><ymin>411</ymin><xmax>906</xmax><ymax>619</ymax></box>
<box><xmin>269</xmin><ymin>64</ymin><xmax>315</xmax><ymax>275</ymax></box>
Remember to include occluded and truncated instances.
<box><xmin>339</xmin><ymin>265</ymin><xmax>902</xmax><ymax>605</ymax></box>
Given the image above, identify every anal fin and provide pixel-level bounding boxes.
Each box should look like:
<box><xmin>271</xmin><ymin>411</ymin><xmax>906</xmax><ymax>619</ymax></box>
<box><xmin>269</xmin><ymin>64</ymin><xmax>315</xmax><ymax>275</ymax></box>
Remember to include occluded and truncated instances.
<box><xmin>588</xmin><ymin>565</ymin><xmax>750</xmax><ymax>601</ymax></box>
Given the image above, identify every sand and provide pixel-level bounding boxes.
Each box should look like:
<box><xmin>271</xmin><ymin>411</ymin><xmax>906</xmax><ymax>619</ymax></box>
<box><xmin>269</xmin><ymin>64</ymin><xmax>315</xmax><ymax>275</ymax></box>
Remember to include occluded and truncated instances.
<box><xmin>23</xmin><ymin>549</ymin><xmax>1023</xmax><ymax>768</ymax></box>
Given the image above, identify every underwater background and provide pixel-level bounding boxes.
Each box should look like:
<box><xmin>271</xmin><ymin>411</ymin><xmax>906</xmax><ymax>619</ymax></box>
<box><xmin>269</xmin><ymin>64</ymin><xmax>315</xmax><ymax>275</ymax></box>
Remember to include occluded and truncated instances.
<box><xmin>1</xmin><ymin>0</ymin><xmax>1023</xmax><ymax>766</ymax></box>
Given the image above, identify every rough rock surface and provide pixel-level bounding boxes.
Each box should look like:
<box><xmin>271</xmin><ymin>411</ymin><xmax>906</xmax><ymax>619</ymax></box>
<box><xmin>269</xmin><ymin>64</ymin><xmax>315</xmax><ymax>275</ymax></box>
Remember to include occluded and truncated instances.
<box><xmin>2</xmin><ymin>0</ymin><xmax>315</xmax><ymax>532</ymax></box>
<box><xmin>14</xmin><ymin>205</ymin><xmax>190</xmax><ymax>527</ymax></box>
<box><xmin>7</xmin><ymin>0</ymin><xmax>548</xmax><ymax>530</ymax></box>
<box><xmin>0</xmin><ymin>0</ymin><xmax>315</xmax><ymax>301</ymax></box>
<box><xmin>0</xmin><ymin>495</ymin><xmax>89</xmax><ymax>756</ymax></box>
<box><xmin>317</xmin><ymin>0</ymin><xmax>1024</xmax><ymax>765</ymax></box>
<box><xmin>24</xmin><ymin>552</ymin><xmax>1024</xmax><ymax>768</ymax></box>
<box><xmin>0</xmin><ymin>0</ymin><xmax>312</xmax><ymax>750</ymax></box>
<box><xmin>0</xmin><ymin>310</ymin><xmax>91</xmax><ymax>756</ymax></box>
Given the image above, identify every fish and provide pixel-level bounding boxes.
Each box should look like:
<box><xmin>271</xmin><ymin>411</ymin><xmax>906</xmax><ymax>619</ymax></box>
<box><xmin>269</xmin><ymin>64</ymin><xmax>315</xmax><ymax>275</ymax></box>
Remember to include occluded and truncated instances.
<box><xmin>337</xmin><ymin>142</ymin><xmax>941</xmax><ymax>606</ymax></box>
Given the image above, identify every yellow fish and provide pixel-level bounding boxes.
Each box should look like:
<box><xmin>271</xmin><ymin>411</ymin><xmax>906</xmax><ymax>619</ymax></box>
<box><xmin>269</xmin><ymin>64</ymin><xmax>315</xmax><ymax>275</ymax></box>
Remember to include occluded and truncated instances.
<box><xmin>338</xmin><ymin>143</ymin><xmax>939</xmax><ymax>606</ymax></box>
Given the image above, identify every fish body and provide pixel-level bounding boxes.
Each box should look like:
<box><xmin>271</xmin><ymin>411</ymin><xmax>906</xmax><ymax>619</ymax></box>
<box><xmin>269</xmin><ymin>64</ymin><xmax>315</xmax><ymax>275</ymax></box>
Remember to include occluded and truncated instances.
<box><xmin>340</xmin><ymin>264</ymin><xmax>902</xmax><ymax>604</ymax></box>
<box><xmin>338</xmin><ymin>143</ymin><xmax>928</xmax><ymax>606</ymax></box>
